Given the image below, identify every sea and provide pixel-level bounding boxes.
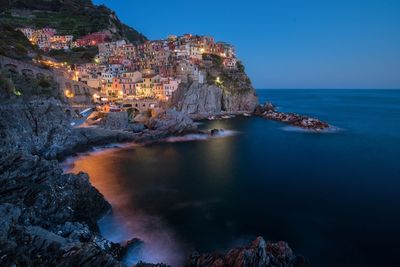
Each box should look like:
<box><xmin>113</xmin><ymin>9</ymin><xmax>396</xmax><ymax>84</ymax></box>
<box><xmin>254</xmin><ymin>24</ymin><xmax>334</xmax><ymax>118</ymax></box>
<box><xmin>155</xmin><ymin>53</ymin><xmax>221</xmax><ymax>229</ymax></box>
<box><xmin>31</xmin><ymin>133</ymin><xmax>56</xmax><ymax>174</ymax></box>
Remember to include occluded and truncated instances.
<box><xmin>65</xmin><ymin>89</ymin><xmax>400</xmax><ymax>267</ymax></box>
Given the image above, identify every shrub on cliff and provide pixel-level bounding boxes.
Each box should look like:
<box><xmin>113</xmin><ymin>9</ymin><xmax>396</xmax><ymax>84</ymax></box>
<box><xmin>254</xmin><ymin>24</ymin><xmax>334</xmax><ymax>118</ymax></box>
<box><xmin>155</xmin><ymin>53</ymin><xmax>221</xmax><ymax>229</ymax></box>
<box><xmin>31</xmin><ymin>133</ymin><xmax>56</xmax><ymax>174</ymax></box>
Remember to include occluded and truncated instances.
<box><xmin>0</xmin><ymin>23</ymin><xmax>38</xmax><ymax>60</ymax></box>
<box><xmin>0</xmin><ymin>72</ymin><xmax>15</xmax><ymax>98</ymax></box>
<box><xmin>0</xmin><ymin>69</ymin><xmax>61</xmax><ymax>100</ymax></box>
<box><xmin>0</xmin><ymin>0</ymin><xmax>147</xmax><ymax>43</ymax></box>
<box><xmin>47</xmin><ymin>46</ymin><xmax>98</xmax><ymax>65</ymax></box>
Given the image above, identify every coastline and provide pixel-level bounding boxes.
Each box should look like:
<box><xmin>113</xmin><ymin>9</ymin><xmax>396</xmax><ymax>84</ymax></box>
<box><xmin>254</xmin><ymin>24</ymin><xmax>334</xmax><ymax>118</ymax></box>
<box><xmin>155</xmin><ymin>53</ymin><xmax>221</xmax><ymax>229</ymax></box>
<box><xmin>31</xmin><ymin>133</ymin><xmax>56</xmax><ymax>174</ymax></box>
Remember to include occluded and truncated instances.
<box><xmin>61</xmin><ymin>118</ymin><xmax>312</xmax><ymax>267</ymax></box>
<box><xmin>0</xmin><ymin>96</ymin><xmax>321</xmax><ymax>266</ymax></box>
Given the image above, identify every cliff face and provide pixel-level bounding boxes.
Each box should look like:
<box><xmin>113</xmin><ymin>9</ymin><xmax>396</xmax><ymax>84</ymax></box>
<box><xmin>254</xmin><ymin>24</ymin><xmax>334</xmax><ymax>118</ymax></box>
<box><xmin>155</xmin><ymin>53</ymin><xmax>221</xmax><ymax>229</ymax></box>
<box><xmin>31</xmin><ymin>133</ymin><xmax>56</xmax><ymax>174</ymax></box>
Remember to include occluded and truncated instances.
<box><xmin>171</xmin><ymin>57</ymin><xmax>258</xmax><ymax>116</ymax></box>
<box><xmin>0</xmin><ymin>98</ymin><xmax>128</xmax><ymax>266</ymax></box>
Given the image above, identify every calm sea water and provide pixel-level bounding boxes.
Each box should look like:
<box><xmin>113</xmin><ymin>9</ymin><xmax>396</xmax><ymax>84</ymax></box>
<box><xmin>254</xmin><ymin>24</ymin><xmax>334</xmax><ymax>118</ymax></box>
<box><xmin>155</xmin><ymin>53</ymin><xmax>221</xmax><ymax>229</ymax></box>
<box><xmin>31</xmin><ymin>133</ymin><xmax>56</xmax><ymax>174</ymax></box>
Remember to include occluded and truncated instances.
<box><xmin>67</xmin><ymin>89</ymin><xmax>400</xmax><ymax>267</ymax></box>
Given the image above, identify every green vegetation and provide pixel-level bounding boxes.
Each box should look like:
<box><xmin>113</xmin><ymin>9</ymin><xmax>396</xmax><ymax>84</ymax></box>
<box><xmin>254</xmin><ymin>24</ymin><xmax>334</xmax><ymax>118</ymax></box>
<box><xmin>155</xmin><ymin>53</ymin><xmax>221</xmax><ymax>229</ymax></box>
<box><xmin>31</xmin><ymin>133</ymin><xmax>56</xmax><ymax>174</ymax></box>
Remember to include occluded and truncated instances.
<box><xmin>236</xmin><ymin>61</ymin><xmax>245</xmax><ymax>72</ymax></box>
<box><xmin>203</xmin><ymin>53</ymin><xmax>223</xmax><ymax>66</ymax></box>
<box><xmin>204</xmin><ymin>56</ymin><xmax>253</xmax><ymax>94</ymax></box>
<box><xmin>46</xmin><ymin>46</ymin><xmax>98</xmax><ymax>65</ymax></box>
<box><xmin>0</xmin><ymin>0</ymin><xmax>147</xmax><ymax>42</ymax></box>
<box><xmin>0</xmin><ymin>23</ymin><xmax>38</xmax><ymax>59</ymax></box>
<box><xmin>0</xmin><ymin>69</ymin><xmax>61</xmax><ymax>99</ymax></box>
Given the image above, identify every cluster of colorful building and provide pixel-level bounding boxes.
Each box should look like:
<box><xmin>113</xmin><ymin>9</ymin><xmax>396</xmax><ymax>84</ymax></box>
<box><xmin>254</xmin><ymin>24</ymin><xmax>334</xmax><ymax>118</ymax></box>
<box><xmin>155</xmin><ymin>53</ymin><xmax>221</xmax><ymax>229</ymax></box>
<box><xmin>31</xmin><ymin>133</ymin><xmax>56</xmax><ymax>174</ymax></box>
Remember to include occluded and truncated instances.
<box><xmin>18</xmin><ymin>27</ymin><xmax>111</xmax><ymax>51</ymax></box>
<box><xmin>77</xmin><ymin>34</ymin><xmax>238</xmax><ymax>102</ymax></box>
<box><xmin>18</xmin><ymin>28</ymin><xmax>239</xmax><ymax>103</ymax></box>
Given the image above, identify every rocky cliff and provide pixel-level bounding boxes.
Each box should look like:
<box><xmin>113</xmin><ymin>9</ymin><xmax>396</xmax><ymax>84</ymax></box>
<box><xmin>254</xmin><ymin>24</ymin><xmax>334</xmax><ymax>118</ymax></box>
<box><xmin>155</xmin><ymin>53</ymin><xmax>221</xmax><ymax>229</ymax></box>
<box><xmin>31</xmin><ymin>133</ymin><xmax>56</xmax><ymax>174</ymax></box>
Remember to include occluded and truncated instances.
<box><xmin>0</xmin><ymin>98</ymin><xmax>129</xmax><ymax>266</ymax></box>
<box><xmin>171</xmin><ymin>57</ymin><xmax>258</xmax><ymax>117</ymax></box>
<box><xmin>0</xmin><ymin>97</ymin><xmax>312</xmax><ymax>266</ymax></box>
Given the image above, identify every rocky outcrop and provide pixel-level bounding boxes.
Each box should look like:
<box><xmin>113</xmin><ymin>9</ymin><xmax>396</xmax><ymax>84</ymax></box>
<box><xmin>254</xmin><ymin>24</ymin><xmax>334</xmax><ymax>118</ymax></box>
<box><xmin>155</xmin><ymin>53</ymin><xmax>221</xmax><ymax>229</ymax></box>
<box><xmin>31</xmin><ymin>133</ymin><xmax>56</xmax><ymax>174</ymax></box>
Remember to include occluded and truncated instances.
<box><xmin>172</xmin><ymin>81</ymin><xmax>258</xmax><ymax>117</ymax></box>
<box><xmin>0</xmin><ymin>97</ymin><xmax>129</xmax><ymax>267</ymax></box>
<box><xmin>172</xmin><ymin>82</ymin><xmax>223</xmax><ymax>115</ymax></box>
<box><xmin>186</xmin><ymin>237</ymin><xmax>311</xmax><ymax>267</ymax></box>
<box><xmin>171</xmin><ymin>55</ymin><xmax>259</xmax><ymax>117</ymax></box>
<box><xmin>172</xmin><ymin>82</ymin><xmax>258</xmax><ymax>115</ymax></box>
<box><xmin>222</xmin><ymin>89</ymin><xmax>259</xmax><ymax>113</ymax></box>
<box><xmin>0</xmin><ymin>97</ymin><xmax>310</xmax><ymax>266</ymax></box>
<box><xmin>147</xmin><ymin>109</ymin><xmax>198</xmax><ymax>135</ymax></box>
<box><xmin>255</xmin><ymin>102</ymin><xmax>330</xmax><ymax>131</ymax></box>
<box><xmin>83</xmin><ymin>111</ymin><xmax>145</xmax><ymax>133</ymax></box>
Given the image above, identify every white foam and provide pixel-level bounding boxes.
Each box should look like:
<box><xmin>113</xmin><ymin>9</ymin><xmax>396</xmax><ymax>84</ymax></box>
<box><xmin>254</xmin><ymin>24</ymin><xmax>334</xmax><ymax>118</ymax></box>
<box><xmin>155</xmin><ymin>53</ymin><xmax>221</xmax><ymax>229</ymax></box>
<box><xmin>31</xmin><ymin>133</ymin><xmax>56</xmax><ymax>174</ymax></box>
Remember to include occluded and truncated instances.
<box><xmin>281</xmin><ymin>125</ymin><xmax>342</xmax><ymax>133</ymax></box>
<box><xmin>163</xmin><ymin>130</ymin><xmax>238</xmax><ymax>143</ymax></box>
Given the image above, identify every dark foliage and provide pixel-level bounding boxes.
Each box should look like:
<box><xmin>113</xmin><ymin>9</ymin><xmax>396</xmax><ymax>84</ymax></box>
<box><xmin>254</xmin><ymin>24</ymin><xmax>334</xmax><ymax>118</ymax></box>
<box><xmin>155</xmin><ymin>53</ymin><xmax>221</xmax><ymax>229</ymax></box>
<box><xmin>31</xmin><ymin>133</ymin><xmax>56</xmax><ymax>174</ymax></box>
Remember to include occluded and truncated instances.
<box><xmin>0</xmin><ymin>23</ymin><xmax>38</xmax><ymax>59</ymax></box>
<box><xmin>0</xmin><ymin>0</ymin><xmax>147</xmax><ymax>43</ymax></box>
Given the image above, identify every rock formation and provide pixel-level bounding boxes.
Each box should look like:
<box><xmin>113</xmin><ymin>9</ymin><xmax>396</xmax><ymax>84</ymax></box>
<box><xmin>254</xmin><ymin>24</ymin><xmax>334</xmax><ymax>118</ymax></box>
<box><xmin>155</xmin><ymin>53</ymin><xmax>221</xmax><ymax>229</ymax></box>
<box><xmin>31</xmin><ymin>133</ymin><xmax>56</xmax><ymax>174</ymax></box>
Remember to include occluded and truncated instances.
<box><xmin>0</xmin><ymin>95</ymin><xmax>313</xmax><ymax>267</ymax></box>
<box><xmin>0</xmin><ymin>98</ymin><xmax>127</xmax><ymax>266</ymax></box>
<box><xmin>171</xmin><ymin>56</ymin><xmax>258</xmax><ymax>117</ymax></box>
<box><xmin>147</xmin><ymin>109</ymin><xmax>198</xmax><ymax>135</ymax></box>
<box><xmin>255</xmin><ymin>102</ymin><xmax>330</xmax><ymax>131</ymax></box>
<box><xmin>186</xmin><ymin>237</ymin><xmax>311</xmax><ymax>267</ymax></box>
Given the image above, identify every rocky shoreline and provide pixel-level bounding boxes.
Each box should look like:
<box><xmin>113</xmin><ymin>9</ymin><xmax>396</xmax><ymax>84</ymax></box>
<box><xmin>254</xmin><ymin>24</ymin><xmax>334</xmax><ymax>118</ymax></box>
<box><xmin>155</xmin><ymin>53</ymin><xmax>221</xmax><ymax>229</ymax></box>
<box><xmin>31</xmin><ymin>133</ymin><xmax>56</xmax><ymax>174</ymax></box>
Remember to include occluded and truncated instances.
<box><xmin>254</xmin><ymin>102</ymin><xmax>330</xmax><ymax>131</ymax></box>
<box><xmin>0</xmin><ymin>97</ymin><xmax>313</xmax><ymax>267</ymax></box>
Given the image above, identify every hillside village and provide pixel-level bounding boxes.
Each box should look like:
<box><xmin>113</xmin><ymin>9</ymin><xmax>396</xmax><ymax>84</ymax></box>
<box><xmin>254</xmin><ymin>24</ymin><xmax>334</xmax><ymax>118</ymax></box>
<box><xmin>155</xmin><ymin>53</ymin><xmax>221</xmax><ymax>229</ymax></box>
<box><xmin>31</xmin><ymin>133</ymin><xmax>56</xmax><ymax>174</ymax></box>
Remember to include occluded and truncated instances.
<box><xmin>17</xmin><ymin>27</ymin><xmax>239</xmax><ymax>106</ymax></box>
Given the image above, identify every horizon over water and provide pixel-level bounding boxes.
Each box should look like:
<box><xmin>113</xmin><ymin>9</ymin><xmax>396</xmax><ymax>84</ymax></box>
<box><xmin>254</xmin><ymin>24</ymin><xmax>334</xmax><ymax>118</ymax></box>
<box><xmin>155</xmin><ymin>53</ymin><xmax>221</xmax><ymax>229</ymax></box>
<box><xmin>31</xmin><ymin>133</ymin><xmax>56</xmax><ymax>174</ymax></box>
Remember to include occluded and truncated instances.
<box><xmin>65</xmin><ymin>89</ymin><xmax>400</xmax><ymax>267</ymax></box>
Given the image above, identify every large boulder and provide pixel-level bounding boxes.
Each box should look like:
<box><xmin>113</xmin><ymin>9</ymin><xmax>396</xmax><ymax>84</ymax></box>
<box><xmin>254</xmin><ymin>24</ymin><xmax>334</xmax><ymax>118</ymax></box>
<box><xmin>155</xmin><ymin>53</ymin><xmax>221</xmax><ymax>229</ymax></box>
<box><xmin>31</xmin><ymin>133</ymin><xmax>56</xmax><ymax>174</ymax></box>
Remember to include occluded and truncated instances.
<box><xmin>147</xmin><ymin>109</ymin><xmax>197</xmax><ymax>135</ymax></box>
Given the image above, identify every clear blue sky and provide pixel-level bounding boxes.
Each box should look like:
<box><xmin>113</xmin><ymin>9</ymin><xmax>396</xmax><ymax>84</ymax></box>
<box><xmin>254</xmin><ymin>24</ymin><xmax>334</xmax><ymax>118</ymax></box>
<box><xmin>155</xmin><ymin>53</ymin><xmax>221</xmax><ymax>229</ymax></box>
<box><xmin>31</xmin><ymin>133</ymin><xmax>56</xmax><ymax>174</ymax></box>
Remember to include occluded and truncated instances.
<box><xmin>93</xmin><ymin>0</ymin><xmax>400</xmax><ymax>89</ymax></box>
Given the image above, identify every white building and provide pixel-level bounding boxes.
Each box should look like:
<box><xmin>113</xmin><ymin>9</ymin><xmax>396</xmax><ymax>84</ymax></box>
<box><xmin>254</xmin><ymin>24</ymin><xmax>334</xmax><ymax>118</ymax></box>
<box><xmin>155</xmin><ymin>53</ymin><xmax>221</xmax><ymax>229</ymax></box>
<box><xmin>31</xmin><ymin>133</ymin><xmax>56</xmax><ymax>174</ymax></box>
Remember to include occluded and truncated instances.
<box><xmin>121</xmin><ymin>71</ymin><xmax>142</xmax><ymax>83</ymax></box>
<box><xmin>163</xmin><ymin>78</ymin><xmax>181</xmax><ymax>99</ymax></box>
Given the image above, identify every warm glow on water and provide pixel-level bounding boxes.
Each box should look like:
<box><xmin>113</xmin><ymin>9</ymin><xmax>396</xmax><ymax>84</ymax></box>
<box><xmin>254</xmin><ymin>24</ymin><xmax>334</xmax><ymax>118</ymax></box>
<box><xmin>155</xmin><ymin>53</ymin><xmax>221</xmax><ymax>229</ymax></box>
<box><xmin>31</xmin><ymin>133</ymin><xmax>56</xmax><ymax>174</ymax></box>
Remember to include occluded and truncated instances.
<box><xmin>67</xmin><ymin>146</ymin><xmax>189</xmax><ymax>266</ymax></box>
<box><xmin>64</xmin><ymin>90</ymin><xmax>400</xmax><ymax>267</ymax></box>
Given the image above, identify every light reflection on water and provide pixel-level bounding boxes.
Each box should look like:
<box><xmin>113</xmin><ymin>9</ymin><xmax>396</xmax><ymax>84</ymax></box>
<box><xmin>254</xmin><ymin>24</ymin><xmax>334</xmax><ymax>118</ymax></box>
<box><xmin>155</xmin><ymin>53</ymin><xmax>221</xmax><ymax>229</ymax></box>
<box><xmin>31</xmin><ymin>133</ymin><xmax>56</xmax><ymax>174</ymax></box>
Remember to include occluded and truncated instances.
<box><xmin>66</xmin><ymin>147</ymin><xmax>189</xmax><ymax>266</ymax></box>
<box><xmin>64</xmin><ymin>130</ymin><xmax>238</xmax><ymax>266</ymax></box>
<box><xmin>62</xmin><ymin>89</ymin><xmax>400</xmax><ymax>267</ymax></box>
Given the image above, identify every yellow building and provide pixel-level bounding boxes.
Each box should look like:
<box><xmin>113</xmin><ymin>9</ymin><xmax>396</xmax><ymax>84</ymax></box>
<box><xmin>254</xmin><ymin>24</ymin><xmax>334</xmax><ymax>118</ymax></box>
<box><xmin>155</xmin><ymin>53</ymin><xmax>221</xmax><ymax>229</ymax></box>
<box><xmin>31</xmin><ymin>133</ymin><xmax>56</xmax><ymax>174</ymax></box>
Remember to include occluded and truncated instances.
<box><xmin>135</xmin><ymin>74</ymin><xmax>160</xmax><ymax>98</ymax></box>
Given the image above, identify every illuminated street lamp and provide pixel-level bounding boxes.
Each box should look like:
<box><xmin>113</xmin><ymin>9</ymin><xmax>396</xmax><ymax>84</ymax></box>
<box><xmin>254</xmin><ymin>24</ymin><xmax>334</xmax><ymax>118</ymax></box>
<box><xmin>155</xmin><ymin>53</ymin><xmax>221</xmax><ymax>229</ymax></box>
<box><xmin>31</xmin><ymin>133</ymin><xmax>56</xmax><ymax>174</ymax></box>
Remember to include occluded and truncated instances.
<box><xmin>65</xmin><ymin>89</ymin><xmax>74</xmax><ymax>98</ymax></box>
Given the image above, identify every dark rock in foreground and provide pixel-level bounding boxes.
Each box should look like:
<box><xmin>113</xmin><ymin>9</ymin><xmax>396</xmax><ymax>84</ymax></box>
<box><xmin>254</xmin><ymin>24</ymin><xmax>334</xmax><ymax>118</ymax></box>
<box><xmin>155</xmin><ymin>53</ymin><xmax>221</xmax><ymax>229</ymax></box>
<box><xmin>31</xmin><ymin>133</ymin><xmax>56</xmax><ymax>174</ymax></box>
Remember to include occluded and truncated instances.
<box><xmin>0</xmin><ymin>97</ymin><xmax>310</xmax><ymax>266</ymax></box>
<box><xmin>0</xmin><ymin>98</ymin><xmax>127</xmax><ymax>266</ymax></box>
<box><xmin>186</xmin><ymin>237</ymin><xmax>311</xmax><ymax>267</ymax></box>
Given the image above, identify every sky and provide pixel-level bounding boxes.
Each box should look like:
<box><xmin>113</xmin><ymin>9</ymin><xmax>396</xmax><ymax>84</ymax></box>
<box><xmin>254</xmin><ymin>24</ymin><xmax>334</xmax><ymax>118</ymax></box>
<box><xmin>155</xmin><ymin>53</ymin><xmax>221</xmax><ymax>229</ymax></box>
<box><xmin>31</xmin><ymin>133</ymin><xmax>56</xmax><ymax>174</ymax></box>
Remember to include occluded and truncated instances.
<box><xmin>93</xmin><ymin>0</ymin><xmax>400</xmax><ymax>89</ymax></box>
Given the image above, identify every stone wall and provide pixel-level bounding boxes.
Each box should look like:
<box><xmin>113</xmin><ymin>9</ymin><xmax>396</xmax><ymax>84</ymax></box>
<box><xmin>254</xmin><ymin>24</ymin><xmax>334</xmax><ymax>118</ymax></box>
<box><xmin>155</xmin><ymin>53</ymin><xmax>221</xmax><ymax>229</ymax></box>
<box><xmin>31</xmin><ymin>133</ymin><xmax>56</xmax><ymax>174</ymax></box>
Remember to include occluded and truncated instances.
<box><xmin>0</xmin><ymin>55</ymin><xmax>98</xmax><ymax>105</ymax></box>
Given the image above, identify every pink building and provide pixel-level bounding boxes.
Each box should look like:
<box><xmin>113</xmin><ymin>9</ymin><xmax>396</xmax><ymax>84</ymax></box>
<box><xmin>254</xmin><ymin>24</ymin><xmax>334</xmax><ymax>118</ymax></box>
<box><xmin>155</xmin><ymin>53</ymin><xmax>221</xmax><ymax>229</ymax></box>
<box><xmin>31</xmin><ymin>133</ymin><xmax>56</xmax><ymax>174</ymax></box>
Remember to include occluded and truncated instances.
<box><xmin>76</xmin><ymin>32</ymin><xmax>110</xmax><ymax>47</ymax></box>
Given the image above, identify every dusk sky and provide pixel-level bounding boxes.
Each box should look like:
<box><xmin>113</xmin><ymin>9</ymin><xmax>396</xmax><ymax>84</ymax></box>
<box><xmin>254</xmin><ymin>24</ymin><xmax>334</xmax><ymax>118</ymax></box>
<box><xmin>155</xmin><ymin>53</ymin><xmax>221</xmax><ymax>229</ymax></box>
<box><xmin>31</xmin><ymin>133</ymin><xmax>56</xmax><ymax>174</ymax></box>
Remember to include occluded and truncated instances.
<box><xmin>94</xmin><ymin>0</ymin><xmax>400</xmax><ymax>89</ymax></box>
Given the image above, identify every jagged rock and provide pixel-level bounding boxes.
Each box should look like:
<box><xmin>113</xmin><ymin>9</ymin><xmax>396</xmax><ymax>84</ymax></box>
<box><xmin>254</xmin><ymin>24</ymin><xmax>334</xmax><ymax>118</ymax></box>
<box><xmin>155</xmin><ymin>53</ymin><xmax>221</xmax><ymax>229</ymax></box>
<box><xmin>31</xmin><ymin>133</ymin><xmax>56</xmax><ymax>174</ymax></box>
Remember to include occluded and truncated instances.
<box><xmin>0</xmin><ymin>204</ymin><xmax>21</xmax><ymax>239</ymax></box>
<box><xmin>0</xmin><ymin>97</ymin><xmax>80</xmax><ymax>159</ymax></box>
<box><xmin>185</xmin><ymin>237</ymin><xmax>311</xmax><ymax>267</ymax></box>
<box><xmin>254</xmin><ymin>102</ymin><xmax>329</xmax><ymax>131</ymax></box>
<box><xmin>172</xmin><ymin>82</ymin><xmax>223</xmax><ymax>114</ymax></box>
<box><xmin>0</xmin><ymin>97</ymin><xmax>126</xmax><ymax>267</ymax></box>
<box><xmin>172</xmin><ymin>81</ymin><xmax>258</xmax><ymax>116</ymax></box>
<box><xmin>222</xmin><ymin>90</ymin><xmax>258</xmax><ymax>113</ymax></box>
<box><xmin>254</xmin><ymin>102</ymin><xmax>276</xmax><ymax>115</ymax></box>
<box><xmin>55</xmin><ymin>222</ymin><xmax>92</xmax><ymax>242</ymax></box>
<box><xmin>147</xmin><ymin>109</ymin><xmax>197</xmax><ymax>135</ymax></box>
<box><xmin>96</xmin><ymin>112</ymin><xmax>129</xmax><ymax>130</ymax></box>
<box><xmin>171</xmin><ymin>56</ymin><xmax>259</xmax><ymax>117</ymax></box>
<box><xmin>135</xmin><ymin>262</ymin><xmax>170</xmax><ymax>267</ymax></box>
<box><xmin>210</xmin><ymin>129</ymin><xmax>224</xmax><ymax>136</ymax></box>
